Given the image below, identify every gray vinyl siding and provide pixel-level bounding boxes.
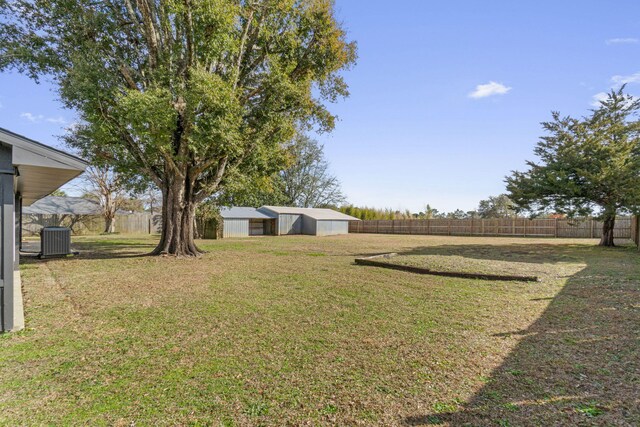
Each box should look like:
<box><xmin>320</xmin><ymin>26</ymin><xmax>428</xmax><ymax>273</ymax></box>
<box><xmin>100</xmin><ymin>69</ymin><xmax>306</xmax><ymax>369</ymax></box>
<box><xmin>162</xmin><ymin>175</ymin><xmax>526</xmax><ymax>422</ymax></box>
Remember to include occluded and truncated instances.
<box><xmin>314</xmin><ymin>220</ymin><xmax>349</xmax><ymax>236</ymax></box>
<box><xmin>0</xmin><ymin>143</ymin><xmax>15</xmax><ymax>331</ymax></box>
<box><xmin>222</xmin><ymin>219</ymin><xmax>249</xmax><ymax>238</ymax></box>
<box><xmin>278</xmin><ymin>214</ymin><xmax>302</xmax><ymax>235</ymax></box>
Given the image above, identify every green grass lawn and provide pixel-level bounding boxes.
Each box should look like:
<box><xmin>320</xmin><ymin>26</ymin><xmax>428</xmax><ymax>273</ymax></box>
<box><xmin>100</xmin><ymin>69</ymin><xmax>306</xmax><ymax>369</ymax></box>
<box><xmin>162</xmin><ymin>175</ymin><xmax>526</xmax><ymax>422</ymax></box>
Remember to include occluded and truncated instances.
<box><xmin>1</xmin><ymin>234</ymin><xmax>638</xmax><ymax>426</ymax></box>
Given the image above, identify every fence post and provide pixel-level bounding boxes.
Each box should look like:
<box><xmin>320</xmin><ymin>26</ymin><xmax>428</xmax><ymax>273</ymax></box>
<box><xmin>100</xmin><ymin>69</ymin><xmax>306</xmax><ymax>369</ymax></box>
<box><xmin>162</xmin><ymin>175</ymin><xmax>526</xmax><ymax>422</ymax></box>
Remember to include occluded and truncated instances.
<box><xmin>591</xmin><ymin>219</ymin><xmax>595</xmax><ymax>239</ymax></box>
<box><xmin>554</xmin><ymin>218</ymin><xmax>558</xmax><ymax>238</ymax></box>
<box><xmin>376</xmin><ymin>220</ymin><xmax>379</xmax><ymax>234</ymax></box>
<box><xmin>481</xmin><ymin>219</ymin><xmax>485</xmax><ymax>235</ymax></box>
<box><xmin>523</xmin><ymin>219</ymin><xmax>527</xmax><ymax>237</ymax></box>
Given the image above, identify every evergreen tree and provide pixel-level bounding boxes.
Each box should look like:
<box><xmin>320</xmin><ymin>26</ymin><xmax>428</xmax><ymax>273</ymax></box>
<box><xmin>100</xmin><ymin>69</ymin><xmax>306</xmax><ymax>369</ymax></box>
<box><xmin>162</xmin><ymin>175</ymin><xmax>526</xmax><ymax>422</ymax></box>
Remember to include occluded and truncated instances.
<box><xmin>507</xmin><ymin>89</ymin><xmax>640</xmax><ymax>246</ymax></box>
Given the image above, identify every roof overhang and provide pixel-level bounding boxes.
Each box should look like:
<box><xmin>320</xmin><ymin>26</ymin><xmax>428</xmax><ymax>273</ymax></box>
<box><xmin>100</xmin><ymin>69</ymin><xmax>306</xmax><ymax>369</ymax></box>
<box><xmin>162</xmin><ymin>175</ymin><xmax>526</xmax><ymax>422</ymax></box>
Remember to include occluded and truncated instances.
<box><xmin>260</xmin><ymin>206</ymin><xmax>360</xmax><ymax>221</ymax></box>
<box><xmin>220</xmin><ymin>206</ymin><xmax>277</xmax><ymax>220</ymax></box>
<box><xmin>0</xmin><ymin>128</ymin><xmax>88</xmax><ymax>205</ymax></box>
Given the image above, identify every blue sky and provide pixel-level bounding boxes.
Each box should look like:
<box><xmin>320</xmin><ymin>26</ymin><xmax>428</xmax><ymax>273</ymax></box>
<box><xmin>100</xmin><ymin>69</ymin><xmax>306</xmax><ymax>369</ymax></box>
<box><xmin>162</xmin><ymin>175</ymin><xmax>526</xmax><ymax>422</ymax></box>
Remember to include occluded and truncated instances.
<box><xmin>1</xmin><ymin>0</ymin><xmax>640</xmax><ymax>212</ymax></box>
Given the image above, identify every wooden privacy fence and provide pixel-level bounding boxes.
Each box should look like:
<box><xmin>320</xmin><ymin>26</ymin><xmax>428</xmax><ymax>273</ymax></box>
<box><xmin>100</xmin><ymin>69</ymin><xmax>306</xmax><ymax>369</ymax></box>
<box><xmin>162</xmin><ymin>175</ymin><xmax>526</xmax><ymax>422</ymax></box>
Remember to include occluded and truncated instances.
<box><xmin>23</xmin><ymin>213</ymin><xmax>162</xmax><ymax>236</ymax></box>
<box><xmin>349</xmin><ymin>217</ymin><xmax>632</xmax><ymax>239</ymax></box>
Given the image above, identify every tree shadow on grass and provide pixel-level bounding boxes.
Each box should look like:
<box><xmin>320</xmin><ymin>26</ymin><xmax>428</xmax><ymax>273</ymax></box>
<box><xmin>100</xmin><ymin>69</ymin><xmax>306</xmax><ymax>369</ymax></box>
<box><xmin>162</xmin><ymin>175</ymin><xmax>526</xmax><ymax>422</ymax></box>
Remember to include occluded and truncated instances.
<box><xmin>399</xmin><ymin>243</ymin><xmax>639</xmax><ymax>425</ymax></box>
<box><xmin>20</xmin><ymin>239</ymin><xmax>158</xmax><ymax>262</ymax></box>
<box><xmin>397</xmin><ymin>243</ymin><xmax>587</xmax><ymax>264</ymax></box>
<box><xmin>353</xmin><ymin>242</ymin><xmax>587</xmax><ymax>263</ymax></box>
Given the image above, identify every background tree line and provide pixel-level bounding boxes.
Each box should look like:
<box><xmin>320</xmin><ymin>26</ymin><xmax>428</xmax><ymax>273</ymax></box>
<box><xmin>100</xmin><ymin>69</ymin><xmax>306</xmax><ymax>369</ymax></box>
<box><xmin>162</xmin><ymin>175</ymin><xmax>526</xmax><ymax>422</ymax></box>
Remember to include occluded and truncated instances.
<box><xmin>339</xmin><ymin>194</ymin><xmax>519</xmax><ymax>221</ymax></box>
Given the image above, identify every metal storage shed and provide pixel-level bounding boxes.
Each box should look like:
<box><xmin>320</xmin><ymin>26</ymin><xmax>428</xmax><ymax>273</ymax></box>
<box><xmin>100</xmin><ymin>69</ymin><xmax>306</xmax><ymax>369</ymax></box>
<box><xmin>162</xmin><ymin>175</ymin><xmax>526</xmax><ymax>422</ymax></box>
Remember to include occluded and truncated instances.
<box><xmin>220</xmin><ymin>207</ymin><xmax>277</xmax><ymax>238</ymax></box>
<box><xmin>259</xmin><ymin>206</ymin><xmax>359</xmax><ymax>236</ymax></box>
<box><xmin>0</xmin><ymin>128</ymin><xmax>87</xmax><ymax>331</ymax></box>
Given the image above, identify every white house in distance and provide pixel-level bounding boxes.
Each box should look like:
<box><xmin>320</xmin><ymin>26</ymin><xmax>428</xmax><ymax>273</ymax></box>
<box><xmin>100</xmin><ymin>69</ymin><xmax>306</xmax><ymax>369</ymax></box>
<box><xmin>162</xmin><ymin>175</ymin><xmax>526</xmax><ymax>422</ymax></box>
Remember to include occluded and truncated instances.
<box><xmin>220</xmin><ymin>206</ymin><xmax>359</xmax><ymax>238</ymax></box>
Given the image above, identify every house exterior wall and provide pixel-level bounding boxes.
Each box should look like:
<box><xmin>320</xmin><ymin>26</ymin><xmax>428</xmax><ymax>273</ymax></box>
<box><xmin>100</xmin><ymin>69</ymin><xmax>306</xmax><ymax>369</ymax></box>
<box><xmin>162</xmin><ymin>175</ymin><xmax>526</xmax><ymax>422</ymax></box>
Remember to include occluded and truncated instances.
<box><xmin>222</xmin><ymin>219</ymin><xmax>249</xmax><ymax>238</ymax></box>
<box><xmin>14</xmin><ymin>192</ymin><xmax>20</xmax><ymax>269</ymax></box>
<box><xmin>315</xmin><ymin>220</ymin><xmax>349</xmax><ymax>236</ymax></box>
<box><xmin>0</xmin><ymin>143</ymin><xmax>15</xmax><ymax>331</ymax></box>
<box><xmin>278</xmin><ymin>214</ymin><xmax>302</xmax><ymax>235</ymax></box>
<box><xmin>0</xmin><ymin>129</ymin><xmax>87</xmax><ymax>332</ymax></box>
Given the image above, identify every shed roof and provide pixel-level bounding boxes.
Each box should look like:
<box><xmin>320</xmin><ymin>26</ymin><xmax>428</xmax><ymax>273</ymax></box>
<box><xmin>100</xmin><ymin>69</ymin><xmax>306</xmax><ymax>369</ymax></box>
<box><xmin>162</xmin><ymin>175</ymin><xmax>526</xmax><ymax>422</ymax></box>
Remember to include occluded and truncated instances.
<box><xmin>23</xmin><ymin>196</ymin><xmax>101</xmax><ymax>215</ymax></box>
<box><xmin>260</xmin><ymin>206</ymin><xmax>360</xmax><ymax>221</ymax></box>
<box><xmin>220</xmin><ymin>206</ymin><xmax>277</xmax><ymax>219</ymax></box>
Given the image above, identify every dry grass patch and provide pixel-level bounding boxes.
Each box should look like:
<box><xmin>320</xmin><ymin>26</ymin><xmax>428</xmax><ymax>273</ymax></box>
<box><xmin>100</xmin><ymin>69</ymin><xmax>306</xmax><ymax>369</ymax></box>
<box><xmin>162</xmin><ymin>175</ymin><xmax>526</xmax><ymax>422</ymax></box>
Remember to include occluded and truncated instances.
<box><xmin>0</xmin><ymin>234</ymin><xmax>637</xmax><ymax>426</ymax></box>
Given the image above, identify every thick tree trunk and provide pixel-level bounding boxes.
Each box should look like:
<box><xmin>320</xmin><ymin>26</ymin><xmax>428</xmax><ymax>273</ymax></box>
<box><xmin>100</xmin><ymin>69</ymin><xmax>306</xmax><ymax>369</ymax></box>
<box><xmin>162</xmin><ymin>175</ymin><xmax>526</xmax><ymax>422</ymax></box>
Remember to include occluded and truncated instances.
<box><xmin>103</xmin><ymin>216</ymin><xmax>115</xmax><ymax>234</ymax></box>
<box><xmin>152</xmin><ymin>175</ymin><xmax>202</xmax><ymax>257</ymax></box>
<box><xmin>103</xmin><ymin>193</ymin><xmax>116</xmax><ymax>233</ymax></box>
<box><xmin>598</xmin><ymin>212</ymin><xmax>616</xmax><ymax>247</ymax></box>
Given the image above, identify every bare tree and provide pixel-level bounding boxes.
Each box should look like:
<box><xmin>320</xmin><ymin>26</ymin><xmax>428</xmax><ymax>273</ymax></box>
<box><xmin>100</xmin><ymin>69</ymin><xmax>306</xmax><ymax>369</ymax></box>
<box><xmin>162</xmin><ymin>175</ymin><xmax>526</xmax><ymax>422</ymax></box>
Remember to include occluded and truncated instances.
<box><xmin>281</xmin><ymin>135</ymin><xmax>346</xmax><ymax>208</ymax></box>
<box><xmin>83</xmin><ymin>166</ymin><xmax>129</xmax><ymax>233</ymax></box>
<box><xmin>142</xmin><ymin>186</ymin><xmax>162</xmax><ymax>216</ymax></box>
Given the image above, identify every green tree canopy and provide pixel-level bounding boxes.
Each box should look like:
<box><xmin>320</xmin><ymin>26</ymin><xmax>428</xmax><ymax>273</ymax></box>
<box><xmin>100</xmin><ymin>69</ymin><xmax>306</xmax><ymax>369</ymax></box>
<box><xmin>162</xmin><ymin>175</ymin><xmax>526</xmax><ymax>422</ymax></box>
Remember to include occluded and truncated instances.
<box><xmin>214</xmin><ymin>132</ymin><xmax>345</xmax><ymax>208</ymax></box>
<box><xmin>477</xmin><ymin>194</ymin><xmax>516</xmax><ymax>219</ymax></box>
<box><xmin>1</xmin><ymin>0</ymin><xmax>356</xmax><ymax>255</ymax></box>
<box><xmin>506</xmin><ymin>88</ymin><xmax>640</xmax><ymax>246</ymax></box>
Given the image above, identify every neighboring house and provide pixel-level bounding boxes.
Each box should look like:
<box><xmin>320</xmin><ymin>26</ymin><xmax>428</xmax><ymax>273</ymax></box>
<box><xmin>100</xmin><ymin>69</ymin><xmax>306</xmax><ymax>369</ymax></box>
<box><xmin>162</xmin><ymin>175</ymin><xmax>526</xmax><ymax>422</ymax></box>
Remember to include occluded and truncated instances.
<box><xmin>23</xmin><ymin>195</ymin><xmax>154</xmax><ymax>236</ymax></box>
<box><xmin>23</xmin><ymin>196</ymin><xmax>101</xmax><ymax>215</ymax></box>
<box><xmin>0</xmin><ymin>128</ymin><xmax>87</xmax><ymax>332</ymax></box>
<box><xmin>22</xmin><ymin>195</ymin><xmax>102</xmax><ymax>236</ymax></box>
<box><xmin>219</xmin><ymin>205</ymin><xmax>359</xmax><ymax>238</ymax></box>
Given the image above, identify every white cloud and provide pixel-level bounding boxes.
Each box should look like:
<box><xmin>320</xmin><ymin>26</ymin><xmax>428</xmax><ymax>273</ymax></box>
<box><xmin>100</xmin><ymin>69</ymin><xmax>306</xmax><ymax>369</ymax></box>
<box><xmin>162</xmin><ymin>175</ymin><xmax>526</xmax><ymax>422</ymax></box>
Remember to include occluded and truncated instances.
<box><xmin>588</xmin><ymin>70</ymin><xmax>640</xmax><ymax>107</ymax></box>
<box><xmin>20</xmin><ymin>112</ymin><xmax>44</xmax><ymax>122</ymax></box>
<box><xmin>610</xmin><ymin>72</ymin><xmax>640</xmax><ymax>86</ymax></box>
<box><xmin>606</xmin><ymin>38</ymin><xmax>639</xmax><ymax>45</ymax></box>
<box><xmin>590</xmin><ymin>91</ymin><xmax>638</xmax><ymax>107</ymax></box>
<box><xmin>468</xmin><ymin>81</ymin><xmax>512</xmax><ymax>99</ymax></box>
<box><xmin>46</xmin><ymin>116</ymin><xmax>67</xmax><ymax>124</ymax></box>
<box><xmin>20</xmin><ymin>112</ymin><xmax>67</xmax><ymax>124</ymax></box>
<box><xmin>591</xmin><ymin>92</ymin><xmax>608</xmax><ymax>106</ymax></box>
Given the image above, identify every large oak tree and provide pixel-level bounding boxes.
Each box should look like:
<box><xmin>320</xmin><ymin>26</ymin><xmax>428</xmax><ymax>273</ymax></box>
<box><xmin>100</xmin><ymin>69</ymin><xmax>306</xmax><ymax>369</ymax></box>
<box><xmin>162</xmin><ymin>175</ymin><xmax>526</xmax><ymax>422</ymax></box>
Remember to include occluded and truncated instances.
<box><xmin>506</xmin><ymin>89</ymin><xmax>640</xmax><ymax>246</ymax></box>
<box><xmin>0</xmin><ymin>0</ymin><xmax>356</xmax><ymax>255</ymax></box>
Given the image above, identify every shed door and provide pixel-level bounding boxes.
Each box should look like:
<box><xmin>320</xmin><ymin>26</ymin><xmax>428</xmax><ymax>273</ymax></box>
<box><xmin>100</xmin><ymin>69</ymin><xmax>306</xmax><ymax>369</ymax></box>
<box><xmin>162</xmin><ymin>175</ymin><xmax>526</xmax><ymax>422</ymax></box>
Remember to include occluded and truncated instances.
<box><xmin>279</xmin><ymin>214</ymin><xmax>302</xmax><ymax>235</ymax></box>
